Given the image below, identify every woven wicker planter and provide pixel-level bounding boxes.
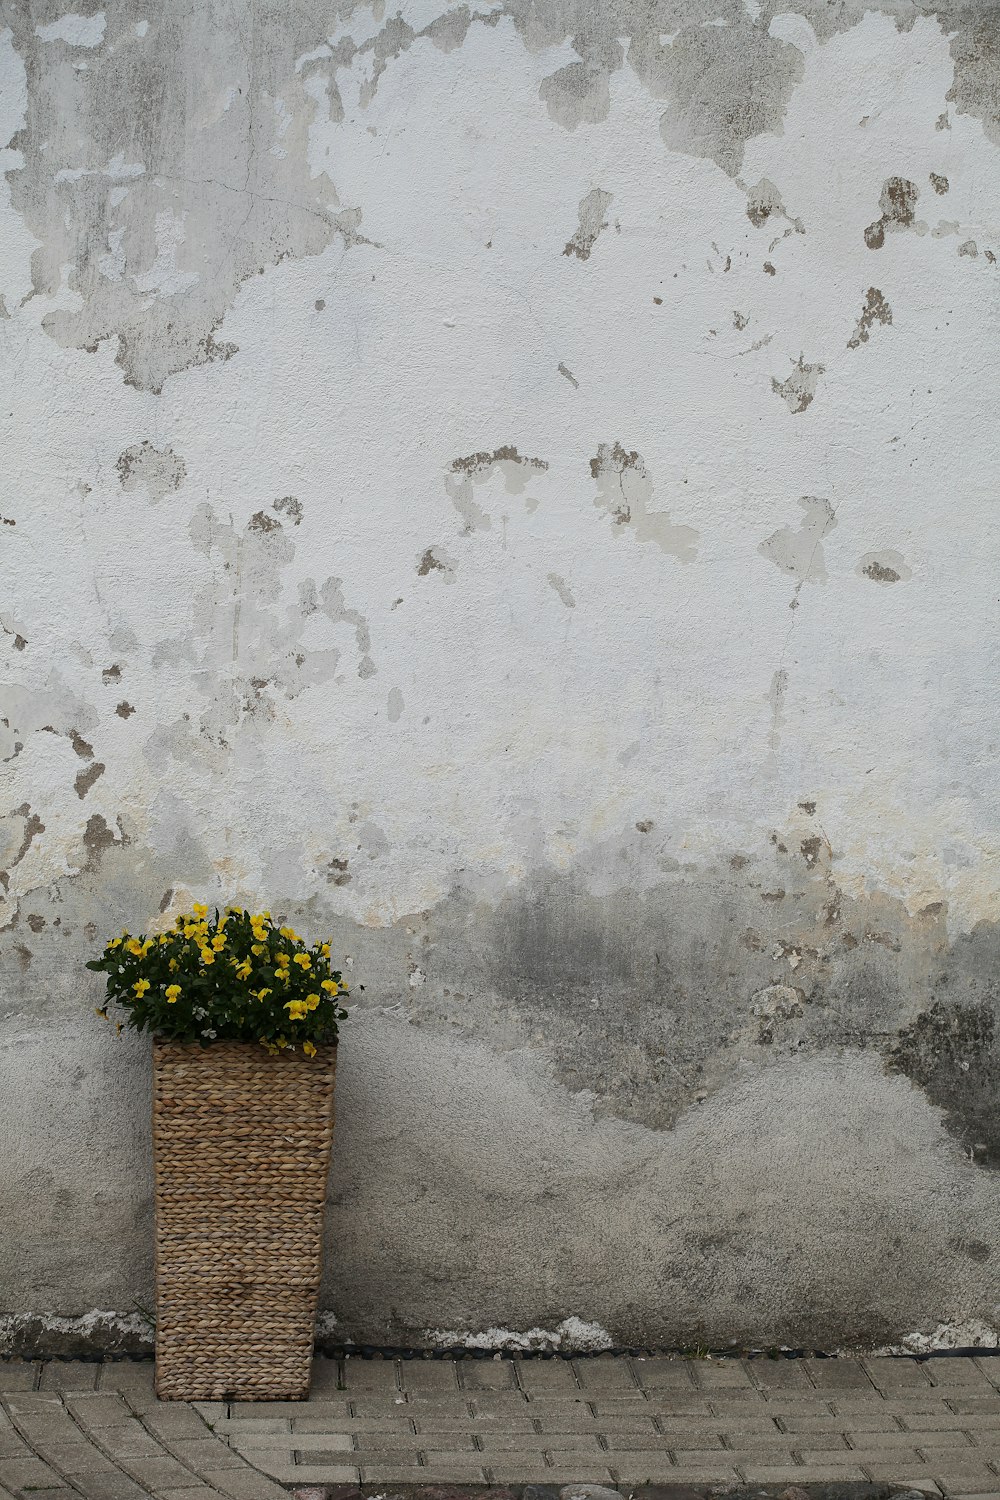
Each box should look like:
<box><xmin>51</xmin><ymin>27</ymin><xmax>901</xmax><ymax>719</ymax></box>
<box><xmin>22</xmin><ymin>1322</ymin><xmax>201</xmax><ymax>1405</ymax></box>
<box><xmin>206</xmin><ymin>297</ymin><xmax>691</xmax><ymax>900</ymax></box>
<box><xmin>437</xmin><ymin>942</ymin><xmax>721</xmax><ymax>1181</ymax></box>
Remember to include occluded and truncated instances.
<box><xmin>152</xmin><ymin>1039</ymin><xmax>337</xmax><ymax>1401</ymax></box>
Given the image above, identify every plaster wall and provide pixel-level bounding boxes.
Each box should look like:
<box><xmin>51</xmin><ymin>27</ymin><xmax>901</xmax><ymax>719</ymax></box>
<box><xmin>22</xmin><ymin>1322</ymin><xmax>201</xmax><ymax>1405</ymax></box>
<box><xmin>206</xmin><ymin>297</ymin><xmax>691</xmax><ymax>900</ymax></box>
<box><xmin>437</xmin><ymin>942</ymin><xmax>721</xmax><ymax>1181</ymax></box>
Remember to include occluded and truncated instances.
<box><xmin>2</xmin><ymin>0</ymin><xmax>1000</xmax><ymax>1352</ymax></box>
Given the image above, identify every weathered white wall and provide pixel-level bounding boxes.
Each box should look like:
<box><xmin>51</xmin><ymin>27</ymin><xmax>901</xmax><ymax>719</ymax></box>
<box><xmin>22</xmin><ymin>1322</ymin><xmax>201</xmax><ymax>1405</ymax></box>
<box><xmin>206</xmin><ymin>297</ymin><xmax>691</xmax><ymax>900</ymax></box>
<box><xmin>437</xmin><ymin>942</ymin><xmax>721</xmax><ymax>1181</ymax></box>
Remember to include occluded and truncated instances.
<box><xmin>2</xmin><ymin>0</ymin><xmax>1000</xmax><ymax>1354</ymax></box>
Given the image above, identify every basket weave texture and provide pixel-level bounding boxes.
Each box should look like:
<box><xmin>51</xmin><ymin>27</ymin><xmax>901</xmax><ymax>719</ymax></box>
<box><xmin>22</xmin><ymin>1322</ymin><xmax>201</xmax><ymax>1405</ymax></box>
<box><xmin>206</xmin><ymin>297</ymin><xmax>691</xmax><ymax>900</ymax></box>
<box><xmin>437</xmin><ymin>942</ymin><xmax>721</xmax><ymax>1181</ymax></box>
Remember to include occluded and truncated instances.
<box><xmin>152</xmin><ymin>1039</ymin><xmax>337</xmax><ymax>1401</ymax></box>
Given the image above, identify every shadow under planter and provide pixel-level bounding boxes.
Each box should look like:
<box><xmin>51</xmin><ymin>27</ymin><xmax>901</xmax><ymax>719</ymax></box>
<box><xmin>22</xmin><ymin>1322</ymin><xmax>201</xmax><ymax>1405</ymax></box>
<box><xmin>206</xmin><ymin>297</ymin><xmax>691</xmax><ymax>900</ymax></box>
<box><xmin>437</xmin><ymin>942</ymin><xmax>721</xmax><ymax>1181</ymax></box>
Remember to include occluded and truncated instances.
<box><xmin>152</xmin><ymin>1038</ymin><xmax>338</xmax><ymax>1400</ymax></box>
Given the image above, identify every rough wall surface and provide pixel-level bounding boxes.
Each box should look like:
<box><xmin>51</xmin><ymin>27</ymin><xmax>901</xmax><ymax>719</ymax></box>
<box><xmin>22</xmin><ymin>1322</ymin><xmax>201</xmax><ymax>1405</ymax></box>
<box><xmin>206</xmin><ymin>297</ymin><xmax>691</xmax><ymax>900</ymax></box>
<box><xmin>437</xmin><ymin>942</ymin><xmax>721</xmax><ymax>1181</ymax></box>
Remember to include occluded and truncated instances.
<box><xmin>2</xmin><ymin>0</ymin><xmax>1000</xmax><ymax>1354</ymax></box>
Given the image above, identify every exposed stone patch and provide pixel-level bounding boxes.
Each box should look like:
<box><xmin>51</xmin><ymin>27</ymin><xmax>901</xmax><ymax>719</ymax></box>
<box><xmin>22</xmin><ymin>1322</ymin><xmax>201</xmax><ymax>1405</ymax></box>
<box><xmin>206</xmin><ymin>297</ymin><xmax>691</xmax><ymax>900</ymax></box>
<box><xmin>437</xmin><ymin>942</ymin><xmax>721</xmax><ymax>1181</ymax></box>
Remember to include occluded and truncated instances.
<box><xmin>858</xmin><ymin>550</ymin><xmax>911</xmax><ymax>584</ymax></box>
<box><xmin>958</xmin><ymin>238</ymin><xmax>978</xmax><ymax>258</ymax></box>
<box><xmin>848</xmin><ymin>287</ymin><xmax>893</xmax><ymax>349</ymax></box>
<box><xmin>446</xmin><ymin>448</ymin><xmax>549</xmax><ymax>534</ymax></box>
<box><xmin>547</xmin><ymin>572</ymin><xmax>576</xmax><ymax>608</ymax></box>
<box><xmin>416</xmin><ymin>546</ymin><xmax>456</xmax><ymax>579</ymax></box>
<box><xmin>931</xmin><ymin>172</ymin><xmax>949</xmax><ymax>194</ymax></box>
<box><xmin>74</xmin><ymin>762</ymin><xmax>105</xmax><ymax>799</ymax></box>
<box><xmin>745</xmin><ymin>177</ymin><xmax>785</xmax><ymax>228</ymax></box>
<box><xmin>771</xmin><ymin>356</ymin><xmax>825</xmax><ymax>413</ymax></box>
<box><xmin>589</xmin><ymin>443</ymin><xmax>698</xmax><ymax>561</ymax></box>
<box><xmin>890</xmin><ymin>1000</ymin><xmax>1000</xmax><ymax>1166</ymax></box>
<box><xmin>273</xmin><ymin>495</ymin><xmax>303</xmax><ymax>525</ymax></box>
<box><xmin>563</xmin><ymin>189</ymin><xmax>613</xmax><ymax>261</ymax></box>
<box><xmin>116</xmin><ymin>442</ymin><xmax>186</xmax><ymax>501</ymax></box>
<box><xmin>759</xmin><ymin>497</ymin><xmax>837</xmax><ymax>585</ymax></box>
<box><xmin>865</xmin><ymin>176</ymin><xmax>920</xmax><ymax>249</ymax></box>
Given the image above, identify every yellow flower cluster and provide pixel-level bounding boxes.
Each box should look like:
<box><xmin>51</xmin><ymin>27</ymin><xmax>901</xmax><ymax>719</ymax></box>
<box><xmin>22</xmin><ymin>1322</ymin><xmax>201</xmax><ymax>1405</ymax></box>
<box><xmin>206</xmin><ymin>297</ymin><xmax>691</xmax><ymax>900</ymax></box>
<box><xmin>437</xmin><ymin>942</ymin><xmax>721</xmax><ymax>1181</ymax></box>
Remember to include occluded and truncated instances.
<box><xmin>88</xmin><ymin>902</ymin><xmax>351</xmax><ymax>1056</ymax></box>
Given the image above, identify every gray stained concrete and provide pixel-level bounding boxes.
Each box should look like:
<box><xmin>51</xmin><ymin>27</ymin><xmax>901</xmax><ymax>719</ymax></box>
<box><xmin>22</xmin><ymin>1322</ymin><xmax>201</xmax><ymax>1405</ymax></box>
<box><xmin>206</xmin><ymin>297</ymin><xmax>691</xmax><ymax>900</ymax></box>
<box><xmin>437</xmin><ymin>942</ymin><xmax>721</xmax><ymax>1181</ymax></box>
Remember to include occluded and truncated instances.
<box><xmin>2</xmin><ymin>1356</ymin><xmax>1000</xmax><ymax>1497</ymax></box>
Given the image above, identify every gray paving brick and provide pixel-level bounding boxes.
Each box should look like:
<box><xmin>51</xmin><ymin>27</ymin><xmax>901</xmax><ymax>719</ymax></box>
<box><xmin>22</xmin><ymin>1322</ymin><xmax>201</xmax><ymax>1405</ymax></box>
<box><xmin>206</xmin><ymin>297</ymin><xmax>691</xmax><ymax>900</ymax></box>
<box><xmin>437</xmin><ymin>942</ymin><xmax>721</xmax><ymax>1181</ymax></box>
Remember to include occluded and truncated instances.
<box><xmin>456</xmin><ymin>1361</ymin><xmax>518</xmax><ymax>1391</ymax></box>
<box><xmin>2</xmin><ymin>1397</ymin><xmax>64</xmax><ymax>1416</ymax></box>
<box><xmin>167</xmin><ymin>1440</ymin><xmax>248</xmax><ymax>1471</ymax></box>
<box><xmin>912</xmin><ymin>1432</ymin><xmax>978</xmax><ymax>1449</ymax></box>
<box><xmin>216</xmin><ymin>1419</ymin><xmax>290</xmax><ymax>1435</ymax></box>
<box><xmin>36</xmin><ymin>1443</ymin><xmax>118</xmax><ymax>1473</ymax></box>
<box><xmin>488</xmin><ymin>1464</ymin><xmax>616</xmax><ymax>1483</ymax></box>
<box><xmin>573</xmin><ymin>1360</ymin><xmax>640</xmax><ymax>1394</ymax></box>
<box><xmin>689</xmin><ymin>1363</ymin><xmax>754</xmax><ymax>1390</ymax></box>
<box><xmin>749</xmin><ymin>1361</ymin><xmax>814</xmax><ymax>1391</ymax></box>
<box><xmin>906</xmin><ymin>1414</ymin><xmax>999</xmax><ymax>1431</ymax></box>
<box><xmin>398</xmin><ymin>1363</ymin><xmax>460</xmax><ymax>1396</ymax></box>
<box><xmin>0</xmin><ymin>1437</ymin><xmax>30</xmax><ymax>1461</ymax></box>
<box><xmin>143</xmin><ymin>1407</ymin><xmax>218</xmax><ymax>1439</ymax></box>
<box><xmin>535</xmin><ymin>1416</ymin><xmax>658</xmax><ymax>1435</ymax></box>
<box><xmin>477</xmin><ymin>1434</ymin><xmax>603</xmax><ymax>1451</ymax></box>
<box><xmin>516</xmin><ymin>1363</ymin><xmax>580</xmax><ymax>1396</ymax></box>
<box><xmin>740</xmin><ymin>1464</ymin><xmax>868</xmax><ymax>1482</ymax></box>
<box><xmin>360</xmin><ymin>1464</ymin><xmax>482</xmax><ymax>1483</ymax></box>
<box><xmin>264</xmin><ymin>1433</ymin><xmax>351</xmax><ymax>1452</ymax></box>
<box><xmin>334</xmin><ymin>1360</ymin><xmax>398</xmax><ymax>1395</ymax></box>
<box><xmin>885</xmin><ymin>1464</ymin><xmax>999</xmax><ymax>1495</ymax></box>
<box><xmin>801</xmin><ymin>1360</ymin><xmax>875</xmax><ymax>1391</ymax></box>
<box><xmin>0</xmin><ymin>1368</ymin><xmax>38</xmax><ymax>1394</ymax></box>
<box><xmin>783</xmin><ymin>1412</ymin><xmax>898</xmax><ymax>1432</ymax></box>
<box><xmin>291</xmin><ymin>1413</ymin><xmax>413</xmax><ymax>1433</ymax></box>
<box><xmin>615</xmin><ymin>1459</ymin><xmax>738</xmax><ymax>1483</ymax></box>
<box><xmin>55</xmin><ymin>1472</ymin><xmax>147</xmax><ymax>1500</ymax></box>
<box><xmin>925</xmin><ymin>1362</ymin><xmax>996</xmax><ymax>1390</ymax></box>
<box><xmin>862</xmin><ymin>1359</ymin><xmax>933</xmax><ymax>1390</ymax></box>
<box><xmin>724</xmin><ymin>1430</ymin><xmax>817</xmax><ymax>1449</ymax></box>
<box><xmin>259</xmin><ymin>1463</ymin><xmax>361</xmax><ymax>1484</ymax></box>
<box><xmin>11</xmin><ymin>1417</ymin><xmax>80</xmax><ymax>1445</ymax></box>
<box><xmin>96</xmin><ymin>1423</ymin><xmax>167</xmax><ymax>1459</ymax></box>
<box><xmin>148</xmin><ymin>1488</ymin><xmax>225</xmax><ymax>1500</ymax></box>
<box><xmin>414</xmin><ymin>1456</ymin><xmax>494</xmax><ymax>1475</ymax></box>
<box><xmin>120</xmin><ymin>1453</ymin><xmax>202</xmax><ymax>1487</ymax></box>
<box><xmin>346</xmin><ymin>1395</ymin><xmax>414</xmax><ymax>1418</ymax></box>
<box><xmin>199</xmin><ymin>1468</ymin><xmax>288</xmax><ymax>1500</ymax></box>
<box><xmin>38</xmin><ymin>1365</ymin><xmax>99</xmax><ymax>1394</ymax></box>
<box><xmin>946</xmin><ymin>1397</ymin><xmax>1000</xmax><ymax>1416</ymax></box>
<box><xmin>607</xmin><ymin>1432</ymin><xmax>715</xmax><ymax>1451</ymax></box>
<box><xmin>0</xmin><ymin>1455</ymin><xmax>63</xmax><ymax>1488</ymax></box>
<box><xmin>415</xmin><ymin>1415</ymin><xmax>535</xmax><ymax>1433</ymax></box>
<box><xmin>64</xmin><ymin>1396</ymin><xmax>134</xmax><ymax>1429</ymax></box>
<box><xmin>96</xmin><ymin>1366</ymin><xmax>155</xmax><ymax>1394</ymax></box>
<box><xmin>631</xmin><ymin>1361</ymin><xmax>695</xmax><ymax>1392</ymax></box>
<box><xmin>231</xmin><ymin>1402</ymin><xmax>344</xmax><ymax>1420</ymax></box>
<box><xmin>806</xmin><ymin>1444</ymin><xmax>922</xmax><ymax>1464</ymax></box>
<box><xmin>973</xmin><ymin>1359</ymin><xmax>1000</xmax><ymax>1386</ymax></box>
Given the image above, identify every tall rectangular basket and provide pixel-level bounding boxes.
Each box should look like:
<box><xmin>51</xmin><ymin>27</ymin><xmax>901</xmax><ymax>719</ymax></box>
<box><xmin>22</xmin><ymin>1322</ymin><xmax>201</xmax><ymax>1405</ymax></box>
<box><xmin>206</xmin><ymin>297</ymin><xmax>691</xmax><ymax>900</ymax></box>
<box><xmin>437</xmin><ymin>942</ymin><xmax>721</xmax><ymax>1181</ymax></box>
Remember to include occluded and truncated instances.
<box><xmin>152</xmin><ymin>1039</ymin><xmax>338</xmax><ymax>1400</ymax></box>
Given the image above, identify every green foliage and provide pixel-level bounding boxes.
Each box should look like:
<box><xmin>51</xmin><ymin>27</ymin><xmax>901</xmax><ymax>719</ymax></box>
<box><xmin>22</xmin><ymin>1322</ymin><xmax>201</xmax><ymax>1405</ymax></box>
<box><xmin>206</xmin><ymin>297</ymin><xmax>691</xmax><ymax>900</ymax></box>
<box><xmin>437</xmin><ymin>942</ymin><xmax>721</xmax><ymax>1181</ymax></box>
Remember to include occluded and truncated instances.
<box><xmin>86</xmin><ymin>903</ymin><xmax>350</xmax><ymax>1054</ymax></box>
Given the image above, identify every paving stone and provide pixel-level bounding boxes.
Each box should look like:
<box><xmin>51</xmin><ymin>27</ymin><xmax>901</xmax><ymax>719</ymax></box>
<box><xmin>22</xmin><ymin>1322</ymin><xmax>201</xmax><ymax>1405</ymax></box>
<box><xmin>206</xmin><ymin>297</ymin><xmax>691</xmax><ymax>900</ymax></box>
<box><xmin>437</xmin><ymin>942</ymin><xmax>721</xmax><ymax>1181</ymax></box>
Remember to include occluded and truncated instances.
<box><xmin>0</xmin><ymin>1368</ymin><xmax>38</xmax><ymax>1394</ymax></box>
<box><xmin>800</xmin><ymin>1360</ymin><xmax>874</xmax><ymax>1391</ymax></box>
<box><xmin>740</xmin><ymin>1464</ymin><xmax>871</xmax><ymax>1482</ymax></box>
<box><xmin>615</xmin><ymin>1462</ymin><xmax>739</xmax><ymax>1483</ymax></box>
<box><xmin>168</xmin><ymin>1440</ymin><xmax>249</xmax><ymax>1471</ymax></box>
<box><xmin>38</xmin><ymin>1365</ymin><xmax>100</xmax><ymax>1394</ymax></box>
<box><xmin>0</xmin><ymin>1437</ymin><xmax>29</xmax><ymax>1461</ymax></box>
<box><xmin>399</xmin><ymin>1365</ymin><xmax>460</xmax><ymax>1397</ymax></box>
<box><xmin>631</xmin><ymin>1362</ymin><xmax>695</xmax><ymax>1393</ymax></box>
<box><xmin>334</xmin><ymin>1361</ymin><xmax>399</xmax><ymax>1396</ymax></box>
<box><xmin>573</xmin><ymin>1362</ymin><xmax>640</xmax><ymax>1395</ymax></box>
<box><xmin>200</xmin><ymin>1468</ymin><xmax>289</xmax><ymax>1500</ymax></box>
<box><xmin>216</xmin><ymin>1419</ymin><xmax>291</xmax><ymax>1435</ymax></box>
<box><xmin>121</xmin><ymin>1453</ymin><xmax>204</xmax><ymax>1487</ymax></box>
<box><xmin>96</xmin><ymin>1366</ymin><xmax>155</xmax><ymax>1394</ymax></box>
<box><xmin>97</xmin><ymin>1423</ymin><xmax>168</xmax><ymax>1459</ymax></box>
<box><xmin>905</xmin><ymin>1414</ymin><xmax>997</xmax><ymax>1431</ymax></box>
<box><xmin>37</xmin><ymin>1443</ymin><xmax>118</xmax><ymax>1473</ymax></box>
<box><xmin>456</xmin><ymin>1363</ymin><xmax>518</xmax><ymax>1392</ymax></box>
<box><xmin>65</xmin><ymin>1396</ymin><xmax>134</xmax><ymax>1428</ymax></box>
<box><xmin>231</xmin><ymin>1403</ymin><xmax>343</xmax><ymax>1421</ymax></box>
<box><xmin>782</xmin><ymin>1412</ymin><xmax>898</xmax><ymax>1432</ymax></box>
<box><xmin>862</xmin><ymin>1360</ymin><xmax>933</xmax><ymax>1390</ymax></box>
<box><xmin>748</xmin><ymin>1362</ymin><xmax>814</xmax><ymax>1391</ymax></box>
<box><xmin>722</xmin><ymin>1430</ymin><xmax>816</xmax><ymax>1449</ymax></box>
<box><xmin>271</xmin><ymin>1466</ymin><xmax>360</xmax><ymax>1484</ymax></box>
<box><xmin>268</xmin><ymin>1434</ymin><xmax>353</xmax><ymax>1452</ymax></box>
<box><xmin>689</xmin><ymin>1364</ymin><xmax>754</xmax><ymax>1390</ymax></box>
<box><xmin>415</xmin><ymin>1417</ymin><xmax>536</xmax><ymax>1434</ymax></box>
<box><xmin>11</xmin><ymin>1417</ymin><xmax>80</xmax><ymax>1444</ymax></box>
<box><xmin>925</xmin><ymin>1363</ymin><xmax>996</xmax><ymax>1390</ymax></box>
<box><xmin>476</xmin><ymin>1435</ymin><xmax>603</xmax><ymax>1452</ymax></box>
<box><xmin>516</xmin><ymin>1364</ymin><xmax>580</xmax><ymax>1396</ymax></box>
<box><xmin>945</xmin><ymin>1397</ymin><xmax>1000</xmax><ymax>1416</ymax></box>
<box><xmin>347</xmin><ymin>1396</ymin><xmax>414</xmax><ymax>1418</ymax></box>
<box><xmin>487</xmin><ymin>1466</ymin><xmax>615</xmax><ymax>1483</ymax></box>
<box><xmin>144</xmin><ymin>1407</ymin><xmax>219</xmax><ymax>1439</ymax></box>
<box><xmin>290</xmin><ymin>1413</ymin><xmax>412</xmax><ymax>1433</ymax></box>
<box><xmin>150</xmin><ymin>1489</ymin><xmax>226</xmax><ymax>1500</ymax></box>
<box><xmin>360</xmin><ymin>1466</ymin><xmax>482</xmax><ymax>1484</ymax></box>
<box><xmin>972</xmin><ymin>1359</ymin><xmax>1000</xmax><ymax>1386</ymax></box>
<box><xmin>0</xmin><ymin>1456</ymin><xmax>63</xmax><ymax>1488</ymax></box>
<box><xmin>57</xmin><ymin>1473</ymin><xmax>147</xmax><ymax>1500</ymax></box>
<box><xmin>885</xmin><ymin>1467</ymin><xmax>999</xmax><ymax>1496</ymax></box>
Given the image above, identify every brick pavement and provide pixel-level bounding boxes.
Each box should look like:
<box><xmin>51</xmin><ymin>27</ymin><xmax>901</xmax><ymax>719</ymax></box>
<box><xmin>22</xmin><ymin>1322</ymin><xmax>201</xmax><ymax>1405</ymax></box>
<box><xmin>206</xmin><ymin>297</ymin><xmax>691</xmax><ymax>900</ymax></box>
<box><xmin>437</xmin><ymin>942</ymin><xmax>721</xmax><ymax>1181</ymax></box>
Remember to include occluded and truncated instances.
<box><xmin>3</xmin><ymin>1355</ymin><xmax>1000</xmax><ymax>1499</ymax></box>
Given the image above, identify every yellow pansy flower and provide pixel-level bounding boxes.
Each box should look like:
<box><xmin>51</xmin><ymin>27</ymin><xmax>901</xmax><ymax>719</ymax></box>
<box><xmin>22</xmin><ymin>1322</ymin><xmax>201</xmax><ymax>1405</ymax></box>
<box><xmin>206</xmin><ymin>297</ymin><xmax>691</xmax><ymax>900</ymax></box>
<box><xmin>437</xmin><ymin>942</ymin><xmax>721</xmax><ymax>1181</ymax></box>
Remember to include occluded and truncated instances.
<box><xmin>305</xmin><ymin>993</ymin><xmax>320</xmax><ymax>1011</ymax></box>
<box><xmin>192</xmin><ymin>903</ymin><xmax>208</xmax><ymax>918</ymax></box>
<box><xmin>108</xmin><ymin>937</ymin><xmax>122</xmax><ymax>950</ymax></box>
<box><xmin>319</xmin><ymin>943</ymin><xmax>330</xmax><ymax>957</ymax></box>
<box><xmin>275</xmin><ymin>951</ymin><xmax>290</xmax><ymax>968</ymax></box>
<box><xmin>303</xmin><ymin>1040</ymin><xmax>317</xmax><ymax>1058</ymax></box>
<box><xmin>321</xmin><ymin>979</ymin><xmax>338</xmax><ymax>994</ymax></box>
<box><xmin>211</xmin><ymin>934</ymin><xmax>226</xmax><ymax>951</ymax></box>
<box><xmin>293</xmin><ymin>953</ymin><xmax>311</xmax><ymax>969</ymax></box>
<box><xmin>279</xmin><ymin>926</ymin><xmax>294</xmax><ymax>939</ymax></box>
<box><xmin>200</xmin><ymin>949</ymin><xmax>215</xmax><ymax>965</ymax></box>
<box><xmin>126</xmin><ymin>938</ymin><xmax>143</xmax><ymax>956</ymax></box>
<box><xmin>133</xmin><ymin>978</ymin><xmax>150</xmax><ymax>997</ymax></box>
<box><xmin>257</xmin><ymin>988</ymin><xmax>272</xmax><ymax>1001</ymax></box>
<box><xmin>285</xmin><ymin>999</ymin><xmax>308</xmax><ymax>1021</ymax></box>
<box><xmin>251</xmin><ymin>943</ymin><xmax>267</xmax><ymax>956</ymax></box>
<box><xmin>235</xmin><ymin>960</ymin><xmax>252</xmax><ymax>980</ymax></box>
<box><xmin>168</xmin><ymin>958</ymin><xmax>178</xmax><ymax>972</ymax></box>
<box><xmin>165</xmin><ymin>984</ymin><xmax>181</xmax><ymax>1003</ymax></box>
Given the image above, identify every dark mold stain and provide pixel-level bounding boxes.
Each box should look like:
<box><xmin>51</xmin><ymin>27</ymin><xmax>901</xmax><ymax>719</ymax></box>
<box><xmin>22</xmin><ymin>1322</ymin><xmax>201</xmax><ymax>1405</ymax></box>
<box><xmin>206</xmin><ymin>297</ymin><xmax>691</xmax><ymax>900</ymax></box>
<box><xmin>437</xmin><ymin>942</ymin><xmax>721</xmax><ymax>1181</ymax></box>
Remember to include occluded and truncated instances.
<box><xmin>417</xmin><ymin>547</ymin><xmax>450</xmax><ymax>576</ymax></box>
<box><xmin>931</xmin><ymin>172</ymin><xmax>949</xmax><ymax>194</ymax></box>
<box><xmin>115</xmin><ymin>702</ymin><xmax>135</xmax><ymax>718</ymax></box>
<box><xmin>864</xmin><ymin>561</ymin><xmax>900</xmax><ymax>583</ymax></box>
<box><xmin>102</xmin><ymin>665</ymin><xmax>121</xmax><ymax>683</ymax></box>
<box><xmin>636</xmin><ymin>820</ymin><xmax>654</xmax><ymax>833</ymax></box>
<box><xmin>889</xmin><ymin>1000</ymin><xmax>999</xmax><ymax>1167</ymax></box>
